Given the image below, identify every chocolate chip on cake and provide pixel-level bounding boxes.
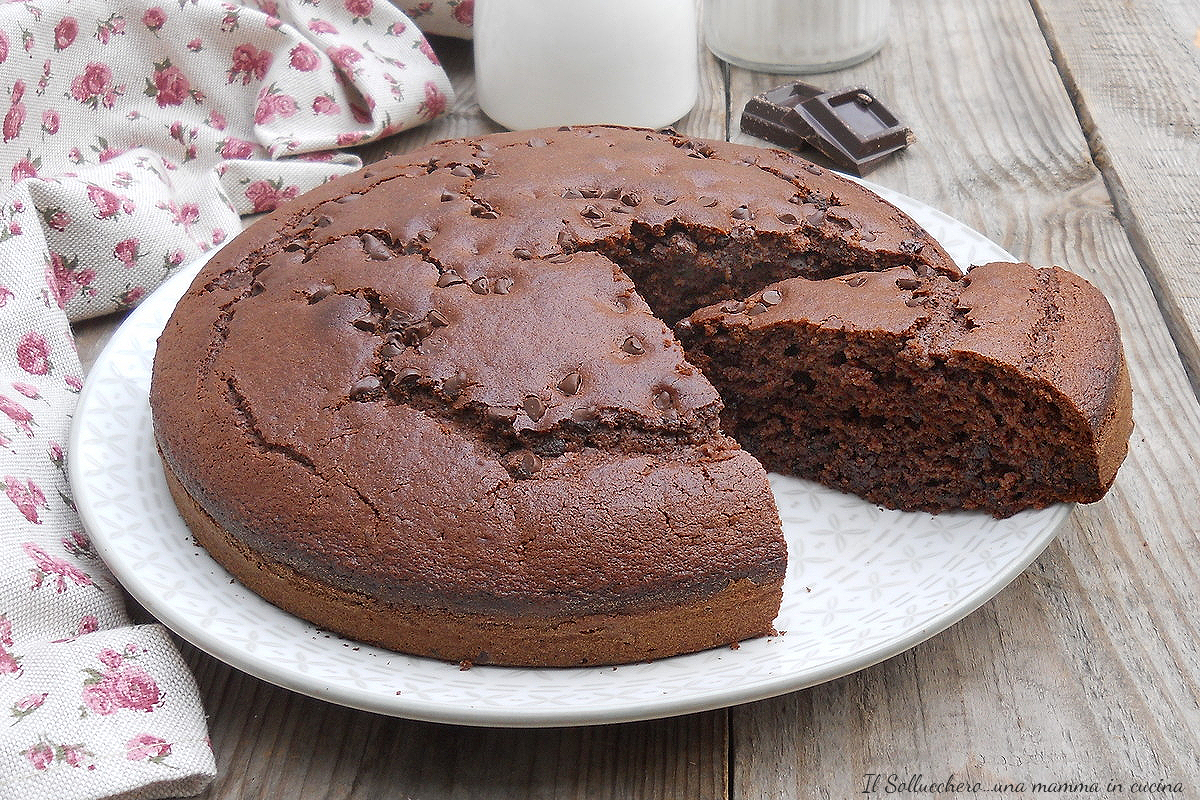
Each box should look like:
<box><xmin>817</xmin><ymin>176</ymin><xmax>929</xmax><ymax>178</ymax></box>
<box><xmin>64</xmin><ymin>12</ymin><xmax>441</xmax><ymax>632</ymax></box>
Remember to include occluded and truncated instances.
<box><xmin>621</xmin><ymin>335</ymin><xmax>646</xmax><ymax>355</ymax></box>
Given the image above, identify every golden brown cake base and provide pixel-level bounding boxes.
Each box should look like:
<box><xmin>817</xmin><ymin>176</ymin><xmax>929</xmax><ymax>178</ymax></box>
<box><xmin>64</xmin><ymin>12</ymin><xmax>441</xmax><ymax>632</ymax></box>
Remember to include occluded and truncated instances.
<box><xmin>164</xmin><ymin>460</ymin><xmax>784</xmax><ymax>667</ymax></box>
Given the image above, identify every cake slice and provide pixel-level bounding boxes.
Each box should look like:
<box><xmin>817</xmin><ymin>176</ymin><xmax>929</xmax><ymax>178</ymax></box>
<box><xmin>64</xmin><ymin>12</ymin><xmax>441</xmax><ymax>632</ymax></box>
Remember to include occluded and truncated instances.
<box><xmin>677</xmin><ymin>262</ymin><xmax>1133</xmax><ymax>517</ymax></box>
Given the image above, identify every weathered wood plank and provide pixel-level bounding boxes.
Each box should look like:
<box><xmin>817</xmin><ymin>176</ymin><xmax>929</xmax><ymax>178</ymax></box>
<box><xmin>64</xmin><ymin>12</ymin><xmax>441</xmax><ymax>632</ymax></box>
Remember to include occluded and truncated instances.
<box><xmin>182</xmin><ymin>641</ymin><xmax>727</xmax><ymax>800</ymax></box>
<box><xmin>1030</xmin><ymin>0</ymin><xmax>1200</xmax><ymax>392</ymax></box>
<box><xmin>726</xmin><ymin>0</ymin><xmax>1200</xmax><ymax>796</ymax></box>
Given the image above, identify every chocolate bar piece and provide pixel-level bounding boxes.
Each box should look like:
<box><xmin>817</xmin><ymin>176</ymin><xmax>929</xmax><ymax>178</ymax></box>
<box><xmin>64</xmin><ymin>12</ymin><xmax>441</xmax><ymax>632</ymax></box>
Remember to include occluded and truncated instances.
<box><xmin>741</xmin><ymin>82</ymin><xmax>913</xmax><ymax>175</ymax></box>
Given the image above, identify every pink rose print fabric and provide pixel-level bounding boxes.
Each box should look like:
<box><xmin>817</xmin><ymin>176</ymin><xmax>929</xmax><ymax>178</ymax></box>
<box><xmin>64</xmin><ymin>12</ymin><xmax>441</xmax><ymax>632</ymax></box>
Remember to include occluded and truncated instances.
<box><xmin>400</xmin><ymin>0</ymin><xmax>474</xmax><ymax>39</ymax></box>
<box><xmin>0</xmin><ymin>2</ymin><xmax>455</xmax><ymax>799</ymax></box>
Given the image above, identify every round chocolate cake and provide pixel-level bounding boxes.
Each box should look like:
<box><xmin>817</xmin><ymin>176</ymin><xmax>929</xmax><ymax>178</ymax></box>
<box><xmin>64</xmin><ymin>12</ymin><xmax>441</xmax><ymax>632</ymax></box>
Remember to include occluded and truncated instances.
<box><xmin>150</xmin><ymin>126</ymin><xmax>1129</xmax><ymax>667</ymax></box>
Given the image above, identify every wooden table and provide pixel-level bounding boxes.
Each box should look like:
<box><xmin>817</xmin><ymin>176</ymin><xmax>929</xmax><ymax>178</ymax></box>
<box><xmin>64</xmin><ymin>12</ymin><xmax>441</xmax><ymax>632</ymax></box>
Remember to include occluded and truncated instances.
<box><xmin>73</xmin><ymin>1</ymin><xmax>1200</xmax><ymax>796</ymax></box>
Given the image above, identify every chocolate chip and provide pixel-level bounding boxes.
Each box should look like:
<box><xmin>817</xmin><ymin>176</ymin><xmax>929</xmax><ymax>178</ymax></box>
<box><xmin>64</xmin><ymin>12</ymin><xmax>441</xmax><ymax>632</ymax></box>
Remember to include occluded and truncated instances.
<box><xmin>485</xmin><ymin>406</ymin><xmax>517</xmax><ymax>422</ymax></box>
<box><xmin>471</xmin><ymin>203</ymin><xmax>500</xmax><ymax>219</ymax></box>
<box><xmin>621</xmin><ymin>335</ymin><xmax>645</xmax><ymax>355</ymax></box>
<box><xmin>314</xmin><ymin>215</ymin><xmax>331</xmax><ymax>227</ymax></box>
<box><xmin>654</xmin><ymin>196</ymin><xmax>677</xmax><ymax>206</ymax></box>
<box><xmin>442</xmin><ymin>370</ymin><xmax>469</xmax><ymax>399</ymax></box>
<box><xmin>493</xmin><ymin>276</ymin><xmax>514</xmax><ymax>295</ymax></box>
<box><xmin>777</xmin><ymin>212</ymin><xmax>799</xmax><ymax>225</ymax></box>
<box><xmin>761</xmin><ymin>289</ymin><xmax>783</xmax><ymax>306</ymax></box>
<box><xmin>746</xmin><ymin>302</ymin><xmax>769</xmax><ymax>316</ymax></box>
<box><xmin>528</xmin><ymin>137</ymin><xmax>548</xmax><ymax>148</ymax></box>
<box><xmin>570</xmin><ymin>407</ymin><xmax>598</xmax><ymax>424</ymax></box>
<box><xmin>417</xmin><ymin>229</ymin><xmax>435</xmax><ymax>243</ymax></box>
<box><xmin>516</xmin><ymin>451</ymin><xmax>542</xmax><ymax>478</ymax></box>
<box><xmin>523</xmin><ymin>394</ymin><xmax>546</xmax><ymax>421</ymax></box>
<box><xmin>307</xmin><ymin>284</ymin><xmax>335</xmax><ymax>303</ymax></box>
<box><xmin>620</xmin><ymin>191</ymin><xmax>641</xmax><ymax>207</ymax></box>
<box><xmin>436</xmin><ymin>271</ymin><xmax>465</xmax><ymax>288</ymax></box>
<box><xmin>440</xmin><ymin>189</ymin><xmax>456</xmax><ymax>202</ymax></box>
<box><xmin>469</xmin><ymin>277</ymin><xmax>490</xmax><ymax>295</ymax></box>
<box><xmin>721</xmin><ymin>300</ymin><xmax>745</xmax><ymax>314</ymax></box>
<box><xmin>360</xmin><ymin>233</ymin><xmax>391</xmax><ymax>261</ymax></box>
<box><xmin>858</xmin><ymin>229</ymin><xmax>878</xmax><ymax>243</ymax></box>
<box><xmin>561</xmin><ymin>188</ymin><xmax>583</xmax><ymax>199</ymax></box>
<box><xmin>427</xmin><ymin>309</ymin><xmax>449</xmax><ymax>327</ymax></box>
<box><xmin>352</xmin><ymin>312</ymin><xmax>379</xmax><ymax>332</ymax></box>
<box><xmin>547</xmin><ymin>253</ymin><xmax>574</xmax><ymax>264</ymax></box>
<box><xmin>580</xmin><ymin>187</ymin><xmax>600</xmax><ymax>199</ymax></box>
<box><xmin>395</xmin><ymin>367</ymin><xmax>421</xmax><ymax>382</ymax></box>
<box><xmin>731</xmin><ymin>205</ymin><xmax>752</xmax><ymax>220</ymax></box>
<box><xmin>601</xmin><ymin>187</ymin><xmax>622</xmax><ymax>200</ymax></box>
<box><xmin>450</xmin><ymin>164</ymin><xmax>474</xmax><ymax>178</ymax></box>
<box><xmin>557</xmin><ymin>371</ymin><xmax>582</xmax><ymax>396</ymax></box>
<box><xmin>581</xmin><ymin>205</ymin><xmax>603</xmax><ymax>220</ymax></box>
<box><xmin>380</xmin><ymin>341</ymin><xmax>403</xmax><ymax>358</ymax></box>
<box><xmin>905</xmin><ymin>296</ymin><xmax>925</xmax><ymax>307</ymax></box>
<box><xmin>697</xmin><ymin>196</ymin><xmax>718</xmax><ymax>208</ymax></box>
<box><xmin>900</xmin><ymin>238</ymin><xmax>925</xmax><ymax>254</ymax></box>
<box><xmin>408</xmin><ymin>321</ymin><xmax>434</xmax><ymax>341</ymax></box>
<box><xmin>895</xmin><ymin>277</ymin><xmax>920</xmax><ymax>290</ymax></box>
<box><xmin>349</xmin><ymin>375</ymin><xmax>382</xmax><ymax>400</ymax></box>
<box><xmin>804</xmin><ymin>164</ymin><xmax>823</xmax><ymax>175</ymax></box>
<box><xmin>512</xmin><ymin>248</ymin><xmax>533</xmax><ymax>260</ymax></box>
<box><xmin>653</xmin><ymin>390</ymin><xmax>672</xmax><ymax>411</ymax></box>
<box><xmin>557</xmin><ymin>229</ymin><xmax>579</xmax><ymax>250</ymax></box>
<box><xmin>846</xmin><ymin>275</ymin><xmax>867</xmax><ymax>287</ymax></box>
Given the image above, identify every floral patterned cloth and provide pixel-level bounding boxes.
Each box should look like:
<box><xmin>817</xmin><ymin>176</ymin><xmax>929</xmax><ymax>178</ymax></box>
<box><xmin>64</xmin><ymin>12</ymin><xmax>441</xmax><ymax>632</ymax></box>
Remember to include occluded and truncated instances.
<box><xmin>0</xmin><ymin>2</ymin><xmax>457</xmax><ymax>798</ymax></box>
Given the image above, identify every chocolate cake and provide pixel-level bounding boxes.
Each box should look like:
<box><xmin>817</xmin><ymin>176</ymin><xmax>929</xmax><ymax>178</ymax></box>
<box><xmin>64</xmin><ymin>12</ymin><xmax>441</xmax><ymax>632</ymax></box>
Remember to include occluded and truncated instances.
<box><xmin>677</xmin><ymin>263</ymin><xmax>1133</xmax><ymax>517</ymax></box>
<box><xmin>150</xmin><ymin>126</ymin><xmax>1129</xmax><ymax>667</ymax></box>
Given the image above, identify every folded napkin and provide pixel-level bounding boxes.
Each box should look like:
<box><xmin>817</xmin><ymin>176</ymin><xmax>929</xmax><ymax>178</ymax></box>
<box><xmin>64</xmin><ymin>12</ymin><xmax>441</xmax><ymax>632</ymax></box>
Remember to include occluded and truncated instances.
<box><xmin>0</xmin><ymin>2</ymin><xmax>454</xmax><ymax>798</ymax></box>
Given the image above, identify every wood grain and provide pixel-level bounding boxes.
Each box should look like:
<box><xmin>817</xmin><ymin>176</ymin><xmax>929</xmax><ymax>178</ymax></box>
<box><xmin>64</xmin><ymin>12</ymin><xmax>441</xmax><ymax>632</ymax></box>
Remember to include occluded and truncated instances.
<box><xmin>729</xmin><ymin>1</ymin><xmax>1200</xmax><ymax>796</ymax></box>
<box><xmin>1030</xmin><ymin>0</ymin><xmax>1200</xmax><ymax>393</ymax></box>
<box><xmin>185</xmin><ymin>643</ymin><xmax>727</xmax><ymax>800</ymax></box>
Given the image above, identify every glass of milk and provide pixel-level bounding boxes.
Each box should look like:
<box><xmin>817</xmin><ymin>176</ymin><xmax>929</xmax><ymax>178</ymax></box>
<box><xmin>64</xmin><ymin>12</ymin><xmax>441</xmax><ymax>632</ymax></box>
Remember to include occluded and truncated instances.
<box><xmin>703</xmin><ymin>0</ymin><xmax>892</xmax><ymax>74</ymax></box>
<box><xmin>474</xmin><ymin>0</ymin><xmax>699</xmax><ymax>130</ymax></box>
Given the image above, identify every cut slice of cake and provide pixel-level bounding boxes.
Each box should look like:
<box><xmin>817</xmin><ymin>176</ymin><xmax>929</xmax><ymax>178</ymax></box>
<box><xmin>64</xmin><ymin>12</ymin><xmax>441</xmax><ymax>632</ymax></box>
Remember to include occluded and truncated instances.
<box><xmin>677</xmin><ymin>262</ymin><xmax>1133</xmax><ymax>517</ymax></box>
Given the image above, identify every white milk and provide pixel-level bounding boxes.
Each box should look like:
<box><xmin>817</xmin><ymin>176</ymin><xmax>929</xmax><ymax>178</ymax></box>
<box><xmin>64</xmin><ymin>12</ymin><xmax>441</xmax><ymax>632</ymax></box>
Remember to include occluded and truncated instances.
<box><xmin>474</xmin><ymin>0</ymin><xmax>699</xmax><ymax>130</ymax></box>
<box><xmin>703</xmin><ymin>0</ymin><xmax>891</xmax><ymax>74</ymax></box>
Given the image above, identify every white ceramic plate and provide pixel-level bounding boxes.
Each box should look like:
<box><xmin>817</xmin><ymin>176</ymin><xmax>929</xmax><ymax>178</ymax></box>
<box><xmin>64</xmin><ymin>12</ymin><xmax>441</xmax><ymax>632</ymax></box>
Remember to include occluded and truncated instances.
<box><xmin>69</xmin><ymin>183</ymin><xmax>1070</xmax><ymax>727</ymax></box>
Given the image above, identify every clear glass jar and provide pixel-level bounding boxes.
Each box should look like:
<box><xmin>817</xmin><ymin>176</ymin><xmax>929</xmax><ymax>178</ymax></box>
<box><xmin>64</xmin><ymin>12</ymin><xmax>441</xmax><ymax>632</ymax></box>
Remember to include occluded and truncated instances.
<box><xmin>474</xmin><ymin>0</ymin><xmax>699</xmax><ymax>130</ymax></box>
<box><xmin>703</xmin><ymin>0</ymin><xmax>891</xmax><ymax>74</ymax></box>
